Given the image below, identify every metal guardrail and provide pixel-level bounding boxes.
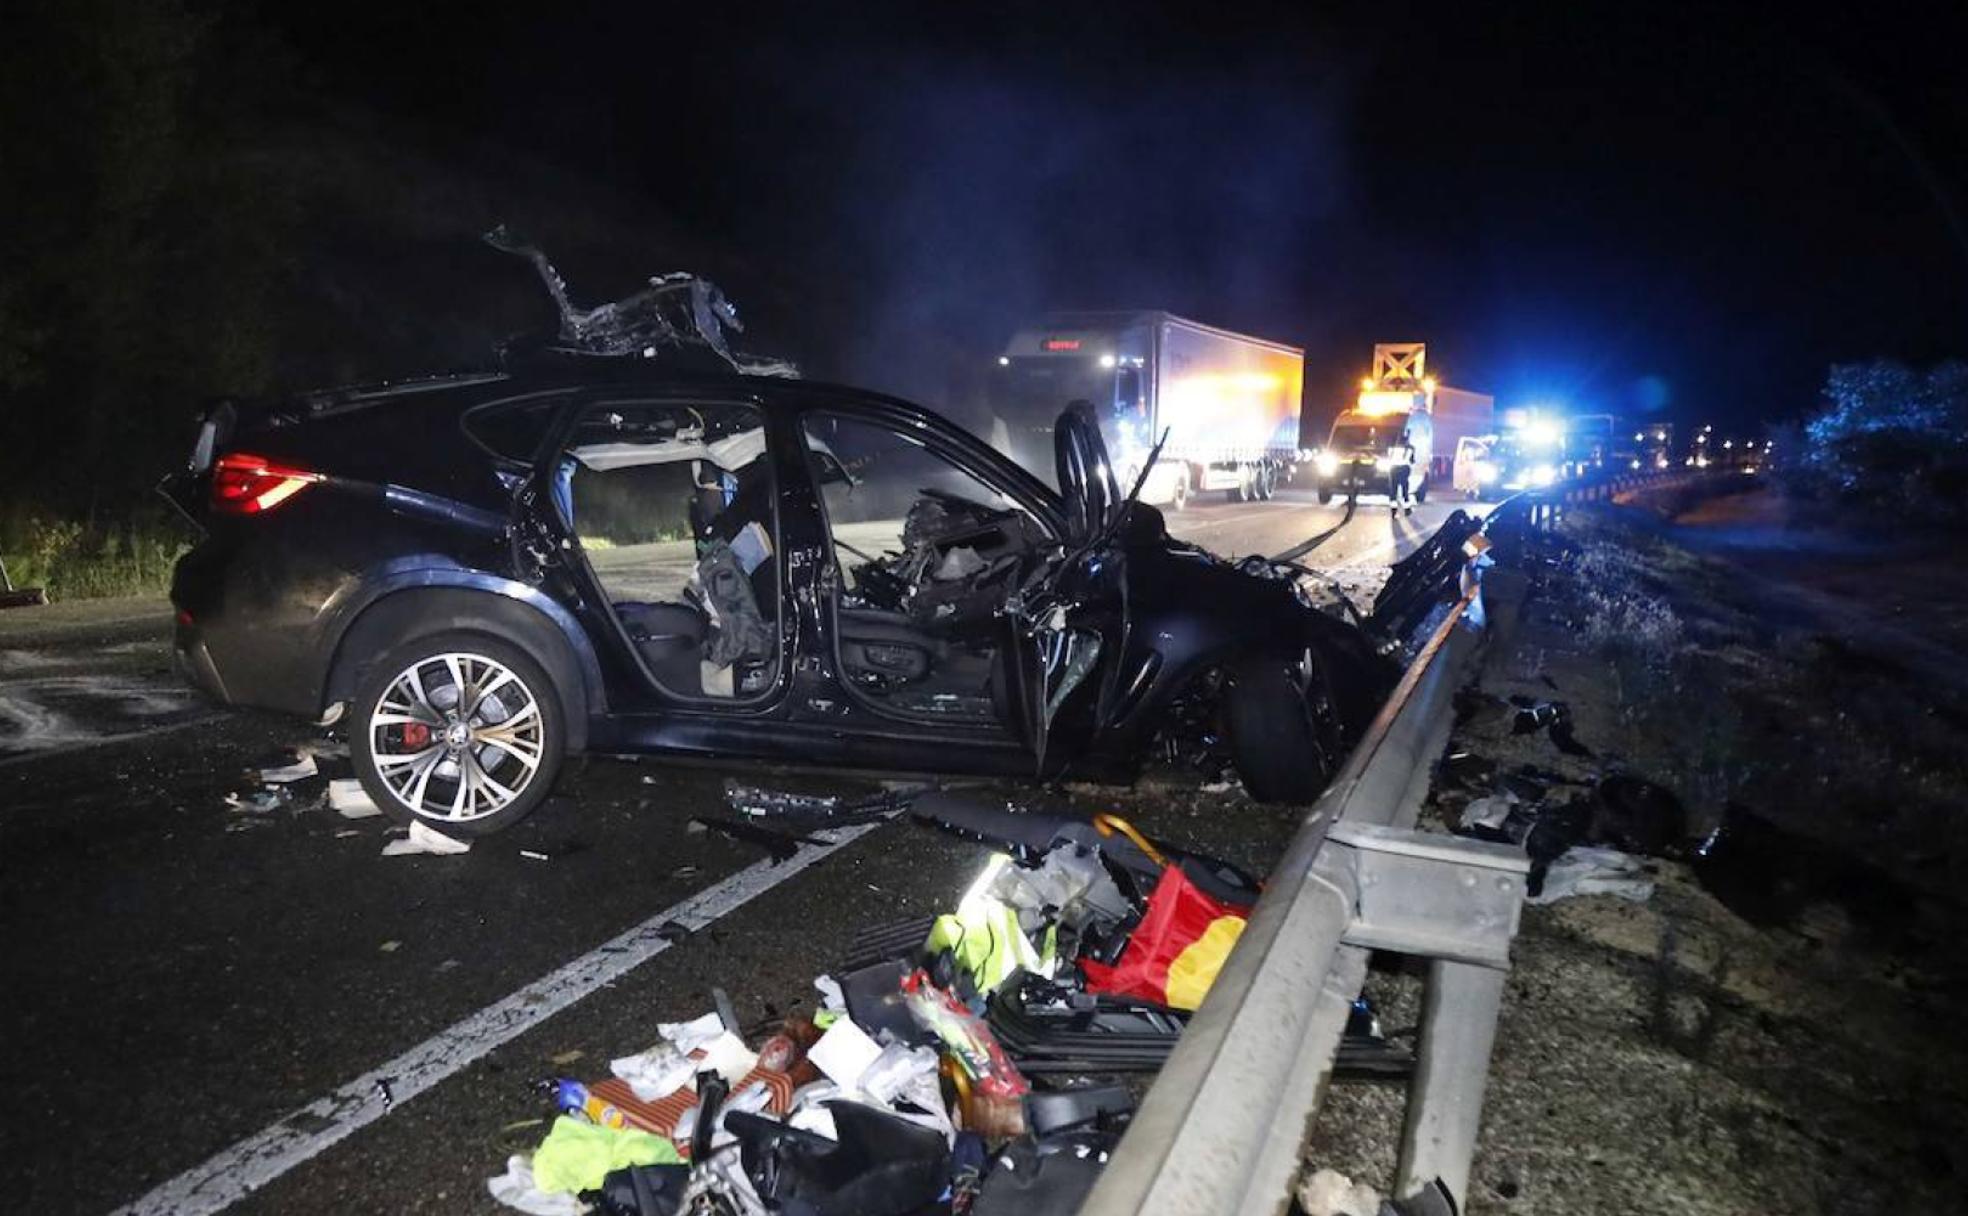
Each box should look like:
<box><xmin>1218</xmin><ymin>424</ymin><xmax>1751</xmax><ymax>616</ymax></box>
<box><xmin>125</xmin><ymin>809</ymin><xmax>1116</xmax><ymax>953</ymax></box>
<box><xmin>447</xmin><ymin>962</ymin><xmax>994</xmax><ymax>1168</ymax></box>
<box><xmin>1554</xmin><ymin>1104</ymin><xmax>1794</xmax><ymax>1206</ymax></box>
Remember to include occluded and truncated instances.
<box><xmin>1083</xmin><ymin>499</ymin><xmax>1541</xmax><ymax>1216</ymax></box>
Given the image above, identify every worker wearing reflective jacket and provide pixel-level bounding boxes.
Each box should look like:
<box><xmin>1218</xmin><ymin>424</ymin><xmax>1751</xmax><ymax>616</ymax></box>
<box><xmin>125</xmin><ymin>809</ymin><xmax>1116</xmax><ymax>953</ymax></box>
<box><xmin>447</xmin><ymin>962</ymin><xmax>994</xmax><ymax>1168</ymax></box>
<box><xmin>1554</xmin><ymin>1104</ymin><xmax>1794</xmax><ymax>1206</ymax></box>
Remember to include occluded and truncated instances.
<box><xmin>1388</xmin><ymin>430</ymin><xmax>1418</xmax><ymax>516</ymax></box>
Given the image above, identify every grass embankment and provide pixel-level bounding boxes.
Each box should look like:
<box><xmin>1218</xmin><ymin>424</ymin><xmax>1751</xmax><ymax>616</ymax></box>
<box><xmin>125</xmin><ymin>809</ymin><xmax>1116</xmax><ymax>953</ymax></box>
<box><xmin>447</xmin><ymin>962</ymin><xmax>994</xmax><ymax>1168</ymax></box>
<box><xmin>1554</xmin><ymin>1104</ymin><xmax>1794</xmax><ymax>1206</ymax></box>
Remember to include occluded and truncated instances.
<box><xmin>0</xmin><ymin>508</ymin><xmax>189</xmax><ymax>601</ymax></box>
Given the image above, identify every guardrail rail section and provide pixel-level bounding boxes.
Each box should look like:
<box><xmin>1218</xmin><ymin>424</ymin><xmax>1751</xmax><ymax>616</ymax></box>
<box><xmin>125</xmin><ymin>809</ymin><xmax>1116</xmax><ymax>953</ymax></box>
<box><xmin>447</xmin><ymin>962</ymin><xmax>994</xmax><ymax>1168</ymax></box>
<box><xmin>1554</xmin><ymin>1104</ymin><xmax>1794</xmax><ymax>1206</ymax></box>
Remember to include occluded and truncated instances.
<box><xmin>1082</xmin><ymin>498</ymin><xmax>1546</xmax><ymax>1216</ymax></box>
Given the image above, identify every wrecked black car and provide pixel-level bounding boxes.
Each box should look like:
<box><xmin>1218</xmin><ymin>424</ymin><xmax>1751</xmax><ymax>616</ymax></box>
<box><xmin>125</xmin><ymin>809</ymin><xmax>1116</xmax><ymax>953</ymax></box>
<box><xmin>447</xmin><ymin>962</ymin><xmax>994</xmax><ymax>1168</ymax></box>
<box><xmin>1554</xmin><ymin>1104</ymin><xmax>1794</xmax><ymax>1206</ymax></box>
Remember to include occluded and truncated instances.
<box><xmin>165</xmin><ymin>243</ymin><xmax>1394</xmax><ymax>834</ymax></box>
<box><xmin>166</xmin><ymin>370</ymin><xmax>1394</xmax><ymax>834</ymax></box>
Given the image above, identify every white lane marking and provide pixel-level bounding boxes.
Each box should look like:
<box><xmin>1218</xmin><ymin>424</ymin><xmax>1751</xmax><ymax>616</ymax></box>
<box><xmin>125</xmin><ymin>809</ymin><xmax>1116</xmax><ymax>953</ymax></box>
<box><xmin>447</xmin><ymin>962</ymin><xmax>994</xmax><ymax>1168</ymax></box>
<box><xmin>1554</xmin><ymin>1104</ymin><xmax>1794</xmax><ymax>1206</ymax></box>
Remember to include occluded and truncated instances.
<box><xmin>0</xmin><ymin>672</ymin><xmax>214</xmax><ymax>766</ymax></box>
<box><xmin>112</xmin><ymin>821</ymin><xmax>887</xmax><ymax>1216</ymax></box>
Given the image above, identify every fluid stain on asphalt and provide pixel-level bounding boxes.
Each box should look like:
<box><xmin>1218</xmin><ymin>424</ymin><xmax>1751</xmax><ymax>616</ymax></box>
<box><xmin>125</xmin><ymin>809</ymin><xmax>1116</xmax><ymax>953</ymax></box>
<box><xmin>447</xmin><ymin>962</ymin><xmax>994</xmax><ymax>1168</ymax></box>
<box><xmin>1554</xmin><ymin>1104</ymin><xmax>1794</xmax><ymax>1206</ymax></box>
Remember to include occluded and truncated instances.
<box><xmin>0</xmin><ymin>674</ymin><xmax>202</xmax><ymax>756</ymax></box>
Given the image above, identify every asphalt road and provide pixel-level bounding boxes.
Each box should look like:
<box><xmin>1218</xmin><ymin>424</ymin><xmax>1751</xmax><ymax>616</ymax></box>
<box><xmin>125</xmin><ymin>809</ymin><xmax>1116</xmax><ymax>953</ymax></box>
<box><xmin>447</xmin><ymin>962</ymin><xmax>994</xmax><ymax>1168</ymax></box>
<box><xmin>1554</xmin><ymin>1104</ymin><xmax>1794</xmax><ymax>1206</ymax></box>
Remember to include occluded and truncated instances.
<box><xmin>0</xmin><ymin>489</ymin><xmax>1481</xmax><ymax>1214</ymax></box>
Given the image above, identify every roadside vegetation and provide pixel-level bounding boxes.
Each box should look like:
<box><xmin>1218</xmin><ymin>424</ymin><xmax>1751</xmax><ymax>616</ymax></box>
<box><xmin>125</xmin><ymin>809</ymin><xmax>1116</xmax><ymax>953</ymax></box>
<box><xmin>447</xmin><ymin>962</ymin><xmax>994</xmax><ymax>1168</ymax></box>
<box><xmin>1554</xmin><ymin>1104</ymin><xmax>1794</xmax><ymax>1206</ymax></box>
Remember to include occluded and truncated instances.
<box><xmin>0</xmin><ymin>3</ymin><xmax>769</xmax><ymax>601</ymax></box>
<box><xmin>0</xmin><ymin>509</ymin><xmax>189</xmax><ymax>601</ymax></box>
<box><xmin>1785</xmin><ymin>357</ymin><xmax>1968</xmax><ymax>524</ymax></box>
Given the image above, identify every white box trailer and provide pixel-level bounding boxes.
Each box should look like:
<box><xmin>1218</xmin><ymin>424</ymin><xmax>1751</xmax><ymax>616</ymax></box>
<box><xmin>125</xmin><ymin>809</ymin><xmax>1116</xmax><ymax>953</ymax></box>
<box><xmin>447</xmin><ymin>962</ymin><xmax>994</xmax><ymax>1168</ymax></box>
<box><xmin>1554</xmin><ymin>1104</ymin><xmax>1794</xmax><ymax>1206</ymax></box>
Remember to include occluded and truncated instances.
<box><xmin>988</xmin><ymin>311</ymin><xmax>1304</xmax><ymax>508</ymax></box>
<box><xmin>1429</xmin><ymin>386</ymin><xmax>1496</xmax><ymax>473</ymax></box>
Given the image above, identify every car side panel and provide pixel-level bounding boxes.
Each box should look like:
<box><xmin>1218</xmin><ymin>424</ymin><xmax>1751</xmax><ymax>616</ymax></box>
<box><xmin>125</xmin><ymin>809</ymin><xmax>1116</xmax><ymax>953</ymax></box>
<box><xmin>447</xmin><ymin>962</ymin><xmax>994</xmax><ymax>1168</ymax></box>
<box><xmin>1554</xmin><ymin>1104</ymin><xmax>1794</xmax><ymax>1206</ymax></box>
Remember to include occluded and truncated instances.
<box><xmin>172</xmin><ymin>479</ymin><xmax>516</xmax><ymax>715</ymax></box>
<box><xmin>1080</xmin><ymin>540</ymin><xmax>1399</xmax><ymax>764</ymax></box>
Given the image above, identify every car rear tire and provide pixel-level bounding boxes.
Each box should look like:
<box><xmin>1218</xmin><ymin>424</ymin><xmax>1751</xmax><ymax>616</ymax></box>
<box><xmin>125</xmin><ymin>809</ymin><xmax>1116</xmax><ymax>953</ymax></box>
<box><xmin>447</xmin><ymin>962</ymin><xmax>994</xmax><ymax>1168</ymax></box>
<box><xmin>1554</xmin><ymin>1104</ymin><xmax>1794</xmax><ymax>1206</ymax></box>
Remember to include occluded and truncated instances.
<box><xmin>352</xmin><ymin>632</ymin><xmax>565</xmax><ymax>836</ymax></box>
<box><xmin>1222</xmin><ymin>648</ymin><xmax>1344</xmax><ymax>804</ymax></box>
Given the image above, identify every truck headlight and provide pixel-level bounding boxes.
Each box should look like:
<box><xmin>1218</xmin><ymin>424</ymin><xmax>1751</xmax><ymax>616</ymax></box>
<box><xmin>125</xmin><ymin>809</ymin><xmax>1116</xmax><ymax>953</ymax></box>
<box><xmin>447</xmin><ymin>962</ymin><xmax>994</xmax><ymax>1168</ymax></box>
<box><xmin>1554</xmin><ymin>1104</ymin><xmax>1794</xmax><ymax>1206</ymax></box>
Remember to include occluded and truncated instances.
<box><xmin>1527</xmin><ymin>464</ymin><xmax>1557</xmax><ymax>487</ymax></box>
<box><xmin>1477</xmin><ymin>463</ymin><xmax>1499</xmax><ymax>483</ymax></box>
<box><xmin>1315</xmin><ymin>451</ymin><xmax>1340</xmax><ymax>476</ymax></box>
<box><xmin>1374</xmin><ymin>455</ymin><xmax>1394</xmax><ymax>473</ymax></box>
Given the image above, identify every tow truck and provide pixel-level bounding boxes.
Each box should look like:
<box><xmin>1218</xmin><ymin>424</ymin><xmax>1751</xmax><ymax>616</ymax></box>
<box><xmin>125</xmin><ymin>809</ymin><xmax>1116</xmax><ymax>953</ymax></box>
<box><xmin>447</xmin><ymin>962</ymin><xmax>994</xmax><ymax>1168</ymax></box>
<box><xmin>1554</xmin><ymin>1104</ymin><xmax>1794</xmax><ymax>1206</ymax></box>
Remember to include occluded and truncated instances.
<box><xmin>1312</xmin><ymin>343</ymin><xmax>1493</xmax><ymax>503</ymax></box>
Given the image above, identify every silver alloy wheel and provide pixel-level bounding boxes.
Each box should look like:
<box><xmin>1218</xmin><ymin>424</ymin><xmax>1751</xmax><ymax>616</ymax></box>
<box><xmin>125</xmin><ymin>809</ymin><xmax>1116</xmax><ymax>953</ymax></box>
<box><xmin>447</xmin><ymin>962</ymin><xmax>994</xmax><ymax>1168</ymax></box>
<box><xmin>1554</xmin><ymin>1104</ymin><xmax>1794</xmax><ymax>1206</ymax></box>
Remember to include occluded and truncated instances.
<box><xmin>368</xmin><ymin>651</ymin><xmax>544</xmax><ymax>823</ymax></box>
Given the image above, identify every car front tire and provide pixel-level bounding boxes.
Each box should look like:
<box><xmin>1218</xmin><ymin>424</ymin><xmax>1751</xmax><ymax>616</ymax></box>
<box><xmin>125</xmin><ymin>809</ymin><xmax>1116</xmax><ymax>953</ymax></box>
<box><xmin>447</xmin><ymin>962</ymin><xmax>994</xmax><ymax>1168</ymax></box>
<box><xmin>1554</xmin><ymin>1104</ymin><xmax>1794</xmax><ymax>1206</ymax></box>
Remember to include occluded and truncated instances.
<box><xmin>1222</xmin><ymin>648</ymin><xmax>1343</xmax><ymax>804</ymax></box>
<box><xmin>351</xmin><ymin>632</ymin><xmax>565</xmax><ymax>836</ymax></box>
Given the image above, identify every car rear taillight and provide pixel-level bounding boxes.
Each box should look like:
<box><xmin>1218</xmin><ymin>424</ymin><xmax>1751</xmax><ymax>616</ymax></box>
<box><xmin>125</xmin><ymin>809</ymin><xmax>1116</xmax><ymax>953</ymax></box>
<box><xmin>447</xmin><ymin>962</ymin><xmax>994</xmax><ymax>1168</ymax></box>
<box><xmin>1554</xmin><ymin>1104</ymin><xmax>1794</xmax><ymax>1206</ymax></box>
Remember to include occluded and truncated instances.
<box><xmin>210</xmin><ymin>453</ymin><xmax>324</xmax><ymax>514</ymax></box>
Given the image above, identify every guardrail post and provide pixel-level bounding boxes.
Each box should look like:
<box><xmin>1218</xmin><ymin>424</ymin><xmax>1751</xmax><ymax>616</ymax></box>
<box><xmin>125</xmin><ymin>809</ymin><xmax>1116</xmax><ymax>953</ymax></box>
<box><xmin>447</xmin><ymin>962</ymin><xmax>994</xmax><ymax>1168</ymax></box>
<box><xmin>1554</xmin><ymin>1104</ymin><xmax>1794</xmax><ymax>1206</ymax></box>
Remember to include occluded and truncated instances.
<box><xmin>1395</xmin><ymin>959</ymin><xmax>1510</xmax><ymax>1205</ymax></box>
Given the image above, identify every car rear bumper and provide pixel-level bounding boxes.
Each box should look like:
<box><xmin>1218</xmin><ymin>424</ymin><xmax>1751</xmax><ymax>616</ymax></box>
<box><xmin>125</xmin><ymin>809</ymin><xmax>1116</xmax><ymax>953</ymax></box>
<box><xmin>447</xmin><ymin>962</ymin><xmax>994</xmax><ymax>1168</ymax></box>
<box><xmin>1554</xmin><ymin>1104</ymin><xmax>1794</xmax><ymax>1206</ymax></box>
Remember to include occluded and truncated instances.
<box><xmin>173</xmin><ymin>617</ymin><xmax>233</xmax><ymax>704</ymax></box>
<box><xmin>169</xmin><ymin>539</ymin><xmax>321</xmax><ymax>716</ymax></box>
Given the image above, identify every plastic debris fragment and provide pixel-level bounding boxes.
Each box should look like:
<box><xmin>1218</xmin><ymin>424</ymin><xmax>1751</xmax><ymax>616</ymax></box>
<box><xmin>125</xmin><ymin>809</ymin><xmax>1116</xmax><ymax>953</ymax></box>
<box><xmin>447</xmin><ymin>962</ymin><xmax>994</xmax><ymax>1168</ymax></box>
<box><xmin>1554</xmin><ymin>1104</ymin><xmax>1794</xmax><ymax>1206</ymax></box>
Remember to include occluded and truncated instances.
<box><xmin>328</xmin><ymin>778</ymin><xmax>382</xmax><ymax>818</ymax></box>
<box><xmin>381</xmin><ymin>821</ymin><xmax>471</xmax><ymax>856</ymax></box>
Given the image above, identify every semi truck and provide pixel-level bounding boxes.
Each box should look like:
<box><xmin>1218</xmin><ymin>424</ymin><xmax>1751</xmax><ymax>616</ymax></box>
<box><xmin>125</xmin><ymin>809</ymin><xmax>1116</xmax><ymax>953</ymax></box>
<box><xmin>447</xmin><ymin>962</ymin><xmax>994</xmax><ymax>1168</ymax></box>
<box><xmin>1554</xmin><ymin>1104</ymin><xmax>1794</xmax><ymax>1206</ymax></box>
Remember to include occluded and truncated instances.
<box><xmin>987</xmin><ymin>311</ymin><xmax>1304</xmax><ymax>508</ymax></box>
<box><xmin>1312</xmin><ymin>343</ymin><xmax>1494</xmax><ymax>503</ymax></box>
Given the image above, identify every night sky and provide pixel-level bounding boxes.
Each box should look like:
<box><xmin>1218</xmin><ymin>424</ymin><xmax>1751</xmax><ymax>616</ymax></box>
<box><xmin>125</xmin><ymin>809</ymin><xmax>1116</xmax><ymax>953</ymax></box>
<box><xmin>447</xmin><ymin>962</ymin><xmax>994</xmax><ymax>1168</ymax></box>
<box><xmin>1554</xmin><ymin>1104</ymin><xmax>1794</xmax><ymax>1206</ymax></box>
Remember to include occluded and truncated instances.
<box><xmin>260</xmin><ymin>1</ymin><xmax>1968</xmax><ymax>433</ymax></box>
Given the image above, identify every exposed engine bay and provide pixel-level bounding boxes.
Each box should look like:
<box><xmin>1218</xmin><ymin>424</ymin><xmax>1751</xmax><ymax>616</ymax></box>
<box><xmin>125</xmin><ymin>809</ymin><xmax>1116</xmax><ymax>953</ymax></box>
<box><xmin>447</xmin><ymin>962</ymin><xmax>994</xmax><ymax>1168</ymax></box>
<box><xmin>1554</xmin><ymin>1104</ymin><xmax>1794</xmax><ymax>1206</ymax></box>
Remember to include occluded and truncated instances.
<box><xmin>848</xmin><ymin>492</ymin><xmax>1050</xmax><ymax>632</ymax></box>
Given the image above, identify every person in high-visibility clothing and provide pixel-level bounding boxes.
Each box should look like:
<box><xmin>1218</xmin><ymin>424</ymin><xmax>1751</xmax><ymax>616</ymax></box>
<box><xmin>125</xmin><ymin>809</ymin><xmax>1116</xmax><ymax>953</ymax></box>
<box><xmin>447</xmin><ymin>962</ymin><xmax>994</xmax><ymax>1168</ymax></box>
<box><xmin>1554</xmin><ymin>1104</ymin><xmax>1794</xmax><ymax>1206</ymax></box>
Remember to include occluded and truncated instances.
<box><xmin>1387</xmin><ymin>429</ymin><xmax>1418</xmax><ymax>516</ymax></box>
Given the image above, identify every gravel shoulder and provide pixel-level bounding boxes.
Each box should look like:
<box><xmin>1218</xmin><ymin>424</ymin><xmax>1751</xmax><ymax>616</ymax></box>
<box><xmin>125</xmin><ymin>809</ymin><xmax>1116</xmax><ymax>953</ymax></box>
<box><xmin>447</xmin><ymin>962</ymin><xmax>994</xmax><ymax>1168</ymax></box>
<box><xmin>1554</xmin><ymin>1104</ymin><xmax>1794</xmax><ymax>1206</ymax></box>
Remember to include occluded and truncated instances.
<box><xmin>1302</xmin><ymin>497</ymin><xmax>1968</xmax><ymax>1215</ymax></box>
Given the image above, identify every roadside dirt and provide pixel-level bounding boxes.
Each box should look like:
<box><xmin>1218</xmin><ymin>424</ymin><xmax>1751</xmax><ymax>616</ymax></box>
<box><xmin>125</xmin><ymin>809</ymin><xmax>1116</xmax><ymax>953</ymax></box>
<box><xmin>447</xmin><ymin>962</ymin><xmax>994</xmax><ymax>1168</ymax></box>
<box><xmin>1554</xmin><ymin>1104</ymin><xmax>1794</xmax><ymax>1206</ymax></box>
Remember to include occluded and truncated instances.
<box><xmin>1302</xmin><ymin>494</ymin><xmax>1968</xmax><ymax>1215</ymax></box>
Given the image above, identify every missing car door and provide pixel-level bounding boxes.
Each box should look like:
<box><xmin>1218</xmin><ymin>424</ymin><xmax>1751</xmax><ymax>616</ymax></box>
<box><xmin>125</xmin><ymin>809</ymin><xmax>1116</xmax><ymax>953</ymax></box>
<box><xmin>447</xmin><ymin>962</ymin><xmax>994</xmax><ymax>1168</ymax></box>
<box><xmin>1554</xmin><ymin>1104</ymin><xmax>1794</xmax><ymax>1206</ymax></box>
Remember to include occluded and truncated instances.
<box><xmin>555</xmin><ymin>399</ymin><xmax>782</xmax><ymax>702</ymax></box>
<box><xmin>800</xmin><ymin>411</ymin><xmax>1053</xmax><ymax>725</ymax></box>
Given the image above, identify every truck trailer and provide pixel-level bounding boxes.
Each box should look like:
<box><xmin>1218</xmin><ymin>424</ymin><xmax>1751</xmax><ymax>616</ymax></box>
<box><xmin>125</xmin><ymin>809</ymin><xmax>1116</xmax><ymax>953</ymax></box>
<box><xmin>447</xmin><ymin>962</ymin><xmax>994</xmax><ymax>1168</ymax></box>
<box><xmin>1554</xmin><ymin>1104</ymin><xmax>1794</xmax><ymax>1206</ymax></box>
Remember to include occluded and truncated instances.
<box><xmin>987</xmin><ymin>311</ymin><xmax>1304</xmax><ymax>508</ymax></box>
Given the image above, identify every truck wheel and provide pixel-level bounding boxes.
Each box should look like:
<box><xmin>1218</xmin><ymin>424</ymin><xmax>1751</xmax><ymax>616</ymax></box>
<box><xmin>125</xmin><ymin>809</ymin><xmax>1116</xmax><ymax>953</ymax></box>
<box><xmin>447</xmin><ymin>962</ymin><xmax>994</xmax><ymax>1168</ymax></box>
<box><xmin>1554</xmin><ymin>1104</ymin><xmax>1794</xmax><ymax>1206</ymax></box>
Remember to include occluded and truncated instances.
<box><xmin>1170</xmin><ymin>475</ymin><xmax>1189</xmax><ymax>511</ymax></box>
<box><xmin>1414</xmin><ymin>476</ymin><xmax>1429</xmax><ymax>504</ymax></box>
<box><xmin>1222</xmin><ymin>648</ymin><xmax>1343</xmax><ymax>803</ymax></box>
<box><xmin>1258</xmin><ymin>464</ymin><xmax>1277</xmax><ymax>500</ymax></box>
<box><xmin>1317</xmin><ymin>485</ymin><xmax>1333</xmax><ymax>505</ymax></box>
<box><xmin>352</xmin><ymin>632</ymin><xmax>566</xmax><ymax>836</ymax></box>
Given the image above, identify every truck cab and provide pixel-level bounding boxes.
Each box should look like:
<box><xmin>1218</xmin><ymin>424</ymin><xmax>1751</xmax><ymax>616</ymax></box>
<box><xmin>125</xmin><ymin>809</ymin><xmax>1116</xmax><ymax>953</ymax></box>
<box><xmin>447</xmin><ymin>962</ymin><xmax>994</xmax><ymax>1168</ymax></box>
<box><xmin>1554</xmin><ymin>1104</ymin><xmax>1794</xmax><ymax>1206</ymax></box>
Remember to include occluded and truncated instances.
<box><xmin>1313</xmin><ymin>409</ymin><xmax>1434</xmax><ymax>504</ymax></box>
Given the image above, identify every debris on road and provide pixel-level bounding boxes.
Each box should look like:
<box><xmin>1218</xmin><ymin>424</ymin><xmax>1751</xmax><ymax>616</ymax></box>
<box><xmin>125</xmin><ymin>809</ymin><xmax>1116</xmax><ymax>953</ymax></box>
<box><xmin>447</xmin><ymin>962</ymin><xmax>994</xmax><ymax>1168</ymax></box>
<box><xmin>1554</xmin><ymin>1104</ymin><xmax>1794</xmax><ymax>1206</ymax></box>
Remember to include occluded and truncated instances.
<box><xmin>1296</xmin><ymin>1168</ymin><xmax>1462</xmax><ymax>1216</ymax></box>
<box><xmin>722</xmin><ymin>779</ymin><xmax>920</xmax><ymax>826</ymax></box>
<box><xmin>1507</xmin><ymin>696</ymin><xmax>1594</xmax><ymax>757</ymax></box>
<box><xmin>381</xmin><ymin>821</ymin><xmax>471</xmax><ymax>856</ymax></box>
<box><xmin>690</xmin><ymin>815</ymin><xmax>829</xmax><ymax>862</ymax></box>
<box><xmin>1526</xmin><ymin>845</ymin><xmax>1656</xmax><ymax>905</ymax></box>
<box><xmin>531</xmin><ymin>1116</ymin><xmax>682</xmax><ymax>1193</ymax></box>
<box><xmin>224</xmin><ymin>787</ymin><xmax>291</xmax><ymax>816</ymax></box>
<box><xmin>255</xmin><ymin>751</ymin><xmax>316</xmax><ymax>783</ymax></box>
<box><xmin>257</xmin><ymin>752</ymin><xmax>319</xmax><ymax>784</ymax></box>
<box><xmin>480</xmin><ymin>794</ymin><xmax>1412</xmax><ymax>1216</ymax></box>
<box><xmin>1298</xmin><ymin>1166</ymin><xmax>1384</xmax><ymax>1216</ymax></box>
<box><xmin>0</xmin><ymin>557</ymin><xmax>47</xmax><ymax>609</ymax></box>
<box><xmin>219</xmin><ymin>742</ymin><xmax>386</xmax><ymax>831</ymax></box>
<box><xmin>488</xmin><ymin>1154</ymin><xmax>588</xmax><ymax>1216</ymax></box>
<box><xmin>328</xmin><ymin>778</ymin><xmax>382</xmax><ymax>818</ymax></box>
<box><xmin>1449</xmin><ymin>758</ymin><xmax>1690</xmax><ymax>897</ymax></box>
